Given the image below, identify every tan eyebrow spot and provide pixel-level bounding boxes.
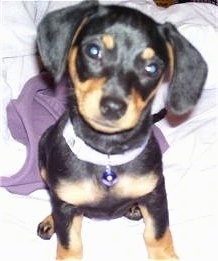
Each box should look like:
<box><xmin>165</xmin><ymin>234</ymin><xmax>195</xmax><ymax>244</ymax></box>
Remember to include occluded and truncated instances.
<box><xmin>102</xmin><ymin>34</ymin><xmax>115</xmax><ymax>50</ymax></box>
<box><xmin>141</xmin><ymin>47</ymin><xmax>155</xmax><ymax>60</ymax></box>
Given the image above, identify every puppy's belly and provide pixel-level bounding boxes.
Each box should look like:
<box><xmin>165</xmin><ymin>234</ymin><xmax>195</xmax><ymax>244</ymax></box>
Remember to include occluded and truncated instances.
<box><xmin>81</xmin><ymin>199</ymin><xmax>137</xmax><ymax>219</ymax></box>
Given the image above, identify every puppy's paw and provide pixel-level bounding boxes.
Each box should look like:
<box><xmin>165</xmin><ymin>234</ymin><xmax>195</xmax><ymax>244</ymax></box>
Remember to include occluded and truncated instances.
<box><xmin>148</xmin><ymin>257</ymin><xmax>179</xmax><ymax>261</ymax></box>
<box><xmin>56</xmin><ymin>259</ymin><xmax>81</xmax><ymax>261</ymax></box>
<box><xmin>37</xmin><ymin>215</ymin><xmax>54</xmax><ymax>240</ymax></box>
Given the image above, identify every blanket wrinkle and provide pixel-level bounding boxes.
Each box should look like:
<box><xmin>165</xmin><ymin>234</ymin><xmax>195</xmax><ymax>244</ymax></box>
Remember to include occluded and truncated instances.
<box><xmin>0</xmin><ymin>73</ymin><xmax>68</xmax><ymax>194</ymax></box>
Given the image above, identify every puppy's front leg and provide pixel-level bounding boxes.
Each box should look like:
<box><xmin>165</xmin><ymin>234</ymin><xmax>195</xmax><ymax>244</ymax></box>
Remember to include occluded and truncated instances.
<box><xmin>139</xmin><ymin>179</ymin><xmax>178</xmax><ymax>260</ymax></box>
<box><xmin>56</xmin><ymin>214</ymin><xmax>83</xmax><ymax>261</ymax></box>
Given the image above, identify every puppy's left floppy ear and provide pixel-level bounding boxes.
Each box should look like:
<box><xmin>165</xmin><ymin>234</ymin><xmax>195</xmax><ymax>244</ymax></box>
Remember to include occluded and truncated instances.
<box><xmin>158</xmin><ymin>23</ymin><xmax>208</xmax><ymax>115</ymax></box>
<box><xmin>37</xmin><ymin>1</ymin><xmax>99</xmax><ymax>81</ymax></box>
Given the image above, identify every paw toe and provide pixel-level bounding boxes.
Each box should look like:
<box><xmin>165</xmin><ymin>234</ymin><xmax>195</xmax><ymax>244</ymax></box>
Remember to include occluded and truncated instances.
<box><xmin>37</xmin><ymin>220</ymin><xmax>54</xmax><ymax>240</ymax></box>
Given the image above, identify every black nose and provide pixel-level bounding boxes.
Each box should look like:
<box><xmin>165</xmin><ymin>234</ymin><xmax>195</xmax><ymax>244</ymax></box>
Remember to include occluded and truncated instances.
<box><xmin>100</xmin><ymin>96</ymin><xmax>127</xmax><ymax>120</ymax></box>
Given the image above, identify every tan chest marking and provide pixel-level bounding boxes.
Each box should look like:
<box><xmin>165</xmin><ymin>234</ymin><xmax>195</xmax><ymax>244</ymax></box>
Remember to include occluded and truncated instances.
<box><xmin>56</xmin><ymin>171</ymin><xmax>158</xmax><ymax>206</ymax></box>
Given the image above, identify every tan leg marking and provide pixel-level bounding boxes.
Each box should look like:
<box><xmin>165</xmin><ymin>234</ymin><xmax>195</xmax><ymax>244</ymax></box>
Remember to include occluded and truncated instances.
<box><xmin>56</xmin><ymin>215</ymin><xmax>83</xmax><ymax>261</ymax></box>
<box><xmin>139</xmin><ymin>205</ymin><xmax>178</xmax><ymax>260</ymax></box>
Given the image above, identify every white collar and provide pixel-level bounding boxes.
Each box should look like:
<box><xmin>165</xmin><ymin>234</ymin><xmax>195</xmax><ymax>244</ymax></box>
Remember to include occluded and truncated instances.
<box><xmin>63</xmin><ymin>119</ymin><xmax>149</xmax><ymax>166</ymax></box>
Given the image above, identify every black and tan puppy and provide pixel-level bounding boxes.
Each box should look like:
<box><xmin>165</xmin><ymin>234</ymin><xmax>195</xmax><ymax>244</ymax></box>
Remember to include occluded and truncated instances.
<box><xmin>36</xmin><ymin>1</ymin><xmax>207</xmax><ymax>260</ymax></box>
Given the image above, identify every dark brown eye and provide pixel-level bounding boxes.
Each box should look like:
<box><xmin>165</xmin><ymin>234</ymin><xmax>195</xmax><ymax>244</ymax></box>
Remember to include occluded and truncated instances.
<box><xmin>85</xmin><ymin>43</ymin><xmax>102</xmax><ymax>60</ymax></box>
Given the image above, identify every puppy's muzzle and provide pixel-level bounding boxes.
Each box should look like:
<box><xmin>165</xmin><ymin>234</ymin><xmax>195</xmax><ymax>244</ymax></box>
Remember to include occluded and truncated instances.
<box><xmin>100</xmin><ymin>96</ymin><xmax>127</xmax><ymax>121</ymax></box>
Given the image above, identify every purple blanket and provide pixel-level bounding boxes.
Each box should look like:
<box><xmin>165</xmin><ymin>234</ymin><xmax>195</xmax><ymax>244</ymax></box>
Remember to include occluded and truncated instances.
<box><xmin>0</xmin><ymin>73</ymin><xmax>168</xmax><ymax>195</ymax></box>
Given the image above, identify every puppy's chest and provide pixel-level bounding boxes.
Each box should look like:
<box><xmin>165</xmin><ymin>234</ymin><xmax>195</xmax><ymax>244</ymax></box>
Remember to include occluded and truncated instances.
<box><xmin>55</xmin><ymin>169</ymin><xmax>158</xmax><ymax>207</ymax></box>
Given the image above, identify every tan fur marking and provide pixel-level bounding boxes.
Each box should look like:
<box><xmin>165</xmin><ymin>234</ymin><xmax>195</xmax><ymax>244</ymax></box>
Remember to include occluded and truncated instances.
<box><xmin>40</xmin><ymin>168</ymin><xmax>47</xmax><ymax>181</ymax></box>
<box><xmin>56</xmin><ymin>215</ymin><xmax>83</xmax><ymax>261</ymax></box>
<box><xmin>145</xmin><ymin>74</ymin><xmax>166</xmax><ymax>106</ymax></box>
<box><xmin>56</xmin><ymin>179</ymin><xmax>104</xmax><ymax>206</ymax></box>
<box><xmin>138</xmin><ymin>205</ymin><xmax>178</xmax><ymax>260</ymax></box>
<box><xmin>141</xmin><ymin>47</ymin><xmax>155</xmax><ymax>60</ymax></box>
<box><xmin>74</xmin><ymin>76</ymin><xmax>105</xmax><ymax>125</ymax></box>
<box><xmin>68</xmin><ymin>47</ymin><xmax>106</xmax><ymax>130</ymax></box>
<box><xmin>166</xmin><ymin>42</ymin><xmax>174</xmax><ymax>81</ymax></box>
<box><xmin>42</xmin><ymin>214</ymin><xmax>54</xmax><ymax>225</ymax></box>
<box><xmin>102</xmin><ymin>34</ymin><xmax>115</xmax><ymax>49</ymax></box>
<box><xmin>133</xmin><ymin>89</ymin><xmax>145</xmax><ymax>110</ymax></box>
<box><xmin>115</xmin><ymin>172</ymin><xmax>158</xmax><ymax>198</ymax></box>
<box><xmin>120</xmin><ymin>82</ymin><xmax>162</xmax><ymax>131</ymax></box>
<box><xmin>71</xmin><ymin>17</ymin><xmax>88</xmax><ymax>46</ymax></box>
<box><xmin>56</xmin><ymin>172</ymin><xmax>158</xmax><ymax>206</ymax></box>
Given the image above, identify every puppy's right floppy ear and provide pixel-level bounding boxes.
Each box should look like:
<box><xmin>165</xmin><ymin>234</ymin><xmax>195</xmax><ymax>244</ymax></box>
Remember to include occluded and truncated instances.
<box><xmin>159</xmin><ymin>23</ymin><xmax>208</xmax><ymax>115</ymax></box>
<box><xmin>37</xmin><ymin>1</ymin><xmax>99</xmax><ymax>82</ymax></box>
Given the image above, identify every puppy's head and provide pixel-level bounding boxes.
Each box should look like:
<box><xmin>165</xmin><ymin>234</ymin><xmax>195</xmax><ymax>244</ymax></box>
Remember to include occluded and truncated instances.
<box><xmin>37</xmin><ymin>1</ymin><xmax>207</xmax><ymax>133</ymax></box>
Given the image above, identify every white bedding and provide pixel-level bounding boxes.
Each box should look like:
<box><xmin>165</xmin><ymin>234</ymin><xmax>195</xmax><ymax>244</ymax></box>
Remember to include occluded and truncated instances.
<box><xmin>1</xmin><ymin>1</ymin><xmax>217</xmax><ymax>260</ymax></box>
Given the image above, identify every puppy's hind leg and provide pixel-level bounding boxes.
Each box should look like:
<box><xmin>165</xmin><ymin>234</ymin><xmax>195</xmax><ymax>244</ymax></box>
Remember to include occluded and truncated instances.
<box><xmin>37</xmin><ymin>214</ymin><xmax>55</xmax><ymax>240</ymax></box>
